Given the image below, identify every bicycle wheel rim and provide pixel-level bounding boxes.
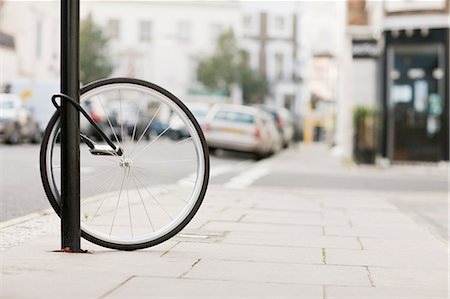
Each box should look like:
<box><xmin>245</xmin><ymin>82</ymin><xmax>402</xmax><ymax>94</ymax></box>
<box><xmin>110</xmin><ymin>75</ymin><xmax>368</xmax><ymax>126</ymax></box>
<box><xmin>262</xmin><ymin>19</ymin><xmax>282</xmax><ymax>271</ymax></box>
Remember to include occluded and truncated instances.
<box><xmin>41</xmin><ymin>78</ymin><xmax>209</xmax><ymax>249</ymax></box>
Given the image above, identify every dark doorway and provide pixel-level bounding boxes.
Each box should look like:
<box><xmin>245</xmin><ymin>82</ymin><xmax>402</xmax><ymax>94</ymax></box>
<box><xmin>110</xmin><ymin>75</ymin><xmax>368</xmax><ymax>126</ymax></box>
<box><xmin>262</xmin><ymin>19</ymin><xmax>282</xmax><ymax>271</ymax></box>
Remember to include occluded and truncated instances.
<box><xmin>386</xmin><ymin>37</ymin><xmax>447</xmax><ymax>161</ymax></box>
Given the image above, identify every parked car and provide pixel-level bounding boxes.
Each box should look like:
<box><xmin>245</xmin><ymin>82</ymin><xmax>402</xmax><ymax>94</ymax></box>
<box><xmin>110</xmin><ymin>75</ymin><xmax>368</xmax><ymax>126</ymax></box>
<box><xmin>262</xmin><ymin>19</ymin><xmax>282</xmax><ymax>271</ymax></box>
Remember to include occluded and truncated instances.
<box><xmin>0</xmin><ymin>93</ymin><xmax>41</xmax><ymax>144</ymax></box>
<box><xmin>260</xmin><ymin>109</ymin><xmax>283</xmax><ymax>155</ymax></box>
<box><xmin>203</xmin><ymin>104</ymin><xmax>281</xmax><ymax>159</ymax></box>
<box><xmin>81</xmin><ymin>99</ymin><xmax>166</xmax><ymax>142</ymax></box>
<box><xmin>257</xmin><ymin>105</ymin><xmax>295</xmax><ymax>148</ymax></box>
<box><xmin>167</xmin><ymin>102</ymin><xmax>212</xmax><ymax>140</ymax></box>
<box><xmin>80</xmin><ymin>99</ymin><xmax>111</xmax><ymax>142</ymax></box>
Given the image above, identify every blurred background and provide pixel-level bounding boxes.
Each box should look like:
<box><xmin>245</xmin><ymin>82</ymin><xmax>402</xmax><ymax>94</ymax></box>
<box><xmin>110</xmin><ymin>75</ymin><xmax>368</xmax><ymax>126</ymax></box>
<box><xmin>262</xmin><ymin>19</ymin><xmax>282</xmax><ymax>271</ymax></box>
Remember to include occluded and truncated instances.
<box><xmin>0</xmin><ymin>0</ymin><xmax>448</xmax><ymax>236</ymax></box>
<box><xmin>1</xmin><ymin>0</ymin><xmax>449</xmax><ymax>161</ymax></box>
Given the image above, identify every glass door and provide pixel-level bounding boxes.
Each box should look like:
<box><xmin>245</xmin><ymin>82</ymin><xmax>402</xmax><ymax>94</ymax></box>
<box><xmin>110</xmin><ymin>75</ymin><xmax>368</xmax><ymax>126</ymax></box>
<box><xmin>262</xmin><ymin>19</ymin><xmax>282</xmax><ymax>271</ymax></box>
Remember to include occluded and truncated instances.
<box><xmin>387</xmin><ymin>44</ymin><xmax>446</xmax><ymax>161</ymax></box>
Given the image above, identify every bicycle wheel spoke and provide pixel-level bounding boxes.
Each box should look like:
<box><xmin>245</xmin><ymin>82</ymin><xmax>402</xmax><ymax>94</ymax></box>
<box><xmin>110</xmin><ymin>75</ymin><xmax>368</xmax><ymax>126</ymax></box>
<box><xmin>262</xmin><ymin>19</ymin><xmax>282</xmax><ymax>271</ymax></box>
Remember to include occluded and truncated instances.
<box><xmin>132</xmin><ymin>169</ymin><xmax>173</xmax><ymax>220</ymax></box>
<box><xmin>134</xmin><ymin>165</ymin><xmax>195</xmax><ymax>184</ymax></box>
<box><xmin>97</xmin><ymin>94</ymin><xmax>121</xmax><ymax>147</ymax></box>
<box><xmin>130</xmin><ymin>120</ymin><xmax>181</xmax><ymax>161</ymax></box>
<box><xmin>176</xmin><ymin>136</ymin><xmax>192</xmax><ymax>144</ymax></box>
<box><xmin>126</xmin><ymin>180</ymin><xmax>133</xmax><ymax>237</ymax></box>
<box><xmin>82</xmin><ymin>170</ymin><xmax>119</xmax><ymax>202</ymax></box>
<box><xmin>109</xmin><ymin>169</ymin><xmax>128</xmax><ymax>235</ymax></box>
<box><xmin>89</xmin><ymin>171</ymin><xmax>122</xmax><ymax>224</ymax></box>
<box><xmin>131</xmin><ymin>105</ymin><xmax>141</xmax><ymax>144</ymax></box>
<box><xmin>81</xmin><ymin>165</ymin><xmax>118</xmax><ymax>183</ymax></box>
<box><xmin>134</xmin><ymin>167</ymin><xmax>188</xmax><ymax>205</ymax></box>
<box><xmin>131</xmin><ymin>175</ymin><xmax>155</xmax><ymax>232</ymax></box>
<box><xmin>119</xmin><ymin>89</ymin><xmax>124</xmax><ymax>143</ymax></box>
<box><xmin>128</xmin><ymin>104</ymin><xmax>162</xmax><ymax>157</ymax></box>
<box><xmin>42</xmin><ymin>80</ymin><xmax>208</xmax><ymax>250</ymax></box>
<box><xmin>139</xmin><ymin>159</ymin><xmax>197</xmax><ymax>165</ymax></box>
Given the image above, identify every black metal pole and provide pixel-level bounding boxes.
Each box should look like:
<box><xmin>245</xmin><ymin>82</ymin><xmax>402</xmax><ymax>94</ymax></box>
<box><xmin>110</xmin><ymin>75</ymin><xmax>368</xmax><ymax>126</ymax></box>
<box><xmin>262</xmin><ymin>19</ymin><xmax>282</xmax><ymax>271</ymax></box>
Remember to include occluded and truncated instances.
<box><xmin>60</xmin><ymin>0</ymin><xmax>81</xmax><ymax>251</ymax></box>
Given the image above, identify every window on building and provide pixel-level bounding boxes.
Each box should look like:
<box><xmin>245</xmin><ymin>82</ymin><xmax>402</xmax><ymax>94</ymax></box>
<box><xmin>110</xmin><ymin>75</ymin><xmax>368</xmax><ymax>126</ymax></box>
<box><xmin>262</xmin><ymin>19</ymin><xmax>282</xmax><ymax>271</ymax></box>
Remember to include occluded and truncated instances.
<box><xmin>177</xmin><ymin>21</ymin><xmax>191</xmax><ymax>42</ymax></box>
<box><xmin>139</xmin><ymin>20</ymin><xmax>152</xmax><ymax>42</ymax></box>
<box><xmin>275</xmin><ymin>53</ymin><xmax>284</xmax><ymax>79</ymax></box>
<box><xmin>243</xmin><ymin>15</ymin><xmax>252</xmax><ymax>29</ymax></box>
<box><xmin>36</xmin><ymin>20</ymin><xmax>43</xmax><ymax>58</ymax></box>
<box><xmin>108</xmin><ymin>19</ymin><xmax>120</xmax><ymax>39</ymax></box>
<box><xmin>275</xmin><ymin>16</ymin><xmax>284</xmax><ymax>30</ymax></box>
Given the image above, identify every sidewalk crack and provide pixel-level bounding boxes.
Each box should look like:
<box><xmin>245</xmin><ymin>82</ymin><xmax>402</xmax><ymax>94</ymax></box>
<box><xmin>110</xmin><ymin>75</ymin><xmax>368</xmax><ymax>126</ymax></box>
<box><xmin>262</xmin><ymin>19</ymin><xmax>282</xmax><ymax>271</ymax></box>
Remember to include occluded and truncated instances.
<box><xmin>160</xmin><ymin>241</ymin><xmax>181</xmax><ymax>257</ymax></box>
<box><xmin>179</xmin><ymin>258</ymin><xmax>202</xmax><ymax>278</ymax></box>
<box><xmin>357</xmin><ymin>237</ymin><xmax>364</xmax><ymax>250</ymax></box>
<box><xmin>98</xmin><ymin>275</ymin><xmax>136</xmax><ymax>299</ymax></box>
<box><xmin>365</xmin><ymin>266</ymin><xmax>376</xmax><ymax>287</ymax></box>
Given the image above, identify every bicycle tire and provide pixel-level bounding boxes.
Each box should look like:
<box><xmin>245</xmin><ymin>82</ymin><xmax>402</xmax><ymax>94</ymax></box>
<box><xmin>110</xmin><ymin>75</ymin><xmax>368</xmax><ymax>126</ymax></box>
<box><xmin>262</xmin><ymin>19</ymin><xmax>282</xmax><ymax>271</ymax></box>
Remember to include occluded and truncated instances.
<box><xmin>40</xmin><ymin>78</ymin><xmax>209</xmax><ymax>250</ymax></box>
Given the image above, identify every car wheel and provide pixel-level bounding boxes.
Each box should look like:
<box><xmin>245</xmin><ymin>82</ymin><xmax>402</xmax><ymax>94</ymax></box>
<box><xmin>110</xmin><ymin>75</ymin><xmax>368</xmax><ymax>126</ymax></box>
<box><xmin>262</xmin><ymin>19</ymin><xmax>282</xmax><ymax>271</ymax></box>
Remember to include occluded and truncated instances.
<box><xmin>208</xmin><ymin>147</ymin><xmax>217</xmax><ymax>155</ymax></box>
<box><xmin>31</xmin><ymin>131</ymin><xmax>42</xmax><ymax>144</ymax></box>
<box><xmin>254</xmin><ymin>152</ymin><xmax>265</xmax><ymax>161</ymax></box>
<box><xmin>6</xmin><ymin>126</ymin><xmax>21</xmax><ymax>144</ymax></box>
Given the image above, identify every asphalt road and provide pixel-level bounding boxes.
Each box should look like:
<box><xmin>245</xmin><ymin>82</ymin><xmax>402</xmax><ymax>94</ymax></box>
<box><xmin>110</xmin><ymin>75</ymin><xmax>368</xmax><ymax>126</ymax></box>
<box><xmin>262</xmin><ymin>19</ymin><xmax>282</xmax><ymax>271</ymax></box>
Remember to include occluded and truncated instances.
<box><xmin>0</xmin><ymin>143</ymin><xmax>252</xmax><ymax>222</ymax></box>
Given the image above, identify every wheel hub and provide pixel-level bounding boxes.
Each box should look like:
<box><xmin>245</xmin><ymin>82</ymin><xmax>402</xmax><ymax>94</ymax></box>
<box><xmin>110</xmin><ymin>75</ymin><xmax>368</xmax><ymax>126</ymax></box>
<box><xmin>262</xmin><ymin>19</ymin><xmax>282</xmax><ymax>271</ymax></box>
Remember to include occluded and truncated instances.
<box><xmin>120</xmin><ymin>158</ymin><xmax>133</xmax><ymax>168</ymax></box>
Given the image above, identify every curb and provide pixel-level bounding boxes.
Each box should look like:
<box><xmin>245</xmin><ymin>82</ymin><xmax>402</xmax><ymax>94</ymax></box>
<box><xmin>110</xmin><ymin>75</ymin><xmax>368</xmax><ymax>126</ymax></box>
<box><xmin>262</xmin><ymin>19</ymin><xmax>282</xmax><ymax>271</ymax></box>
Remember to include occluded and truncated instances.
<box><xmin>0</xmin><ymin>208</ymin><xmax>53</xmax><ymax>230</ymax></box>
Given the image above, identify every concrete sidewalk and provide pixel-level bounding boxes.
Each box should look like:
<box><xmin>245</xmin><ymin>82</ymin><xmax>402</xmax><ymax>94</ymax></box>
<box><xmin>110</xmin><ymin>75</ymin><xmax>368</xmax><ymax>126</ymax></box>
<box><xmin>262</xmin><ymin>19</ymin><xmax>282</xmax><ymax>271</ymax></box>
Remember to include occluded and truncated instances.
<box><xmin>1</xmin><ymin>147</ymin><xmax>448</xmax><ymax>298</ymax></box>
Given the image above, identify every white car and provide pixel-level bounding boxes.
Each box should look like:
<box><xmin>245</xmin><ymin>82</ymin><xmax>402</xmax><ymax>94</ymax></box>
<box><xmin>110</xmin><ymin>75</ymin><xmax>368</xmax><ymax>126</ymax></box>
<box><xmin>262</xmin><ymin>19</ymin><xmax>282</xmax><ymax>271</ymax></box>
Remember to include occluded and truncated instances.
<box><xmin>0</xmin><ymin>94</ymin><xmax>41</xmax><ymax>144</ymax></box>
<box><xmin>203</xmin><ymin>104</ymin><xmax>281</xmax><ymax>159</ymax></box>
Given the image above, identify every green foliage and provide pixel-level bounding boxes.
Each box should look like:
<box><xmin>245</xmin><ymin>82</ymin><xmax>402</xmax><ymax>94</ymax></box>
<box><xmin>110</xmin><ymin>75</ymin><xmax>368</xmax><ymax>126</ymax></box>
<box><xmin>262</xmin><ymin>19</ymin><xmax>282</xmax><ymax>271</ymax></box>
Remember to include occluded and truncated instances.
<box><xmin>197</xmin><ymin>30</ymin><xmax>268</xmax><ymax>104</ymax></box>
<box><xmin>353</xmin><ymin>105</ymin><xmax>378</xmax><ymax>151</ymax></box>
<box><xmin>80</xmin><ymin>14</ymin><xmax>113</xmax><ymax>84</ymax></box>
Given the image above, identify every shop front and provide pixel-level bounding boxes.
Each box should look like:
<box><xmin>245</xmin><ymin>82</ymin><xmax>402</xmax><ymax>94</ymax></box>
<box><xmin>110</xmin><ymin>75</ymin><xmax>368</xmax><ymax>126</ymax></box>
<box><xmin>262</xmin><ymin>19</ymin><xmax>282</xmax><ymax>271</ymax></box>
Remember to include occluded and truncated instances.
<box><xmin>383</xmin><ymin>28</ymin><xmax>449</xmax><ymax>162</ymax></box>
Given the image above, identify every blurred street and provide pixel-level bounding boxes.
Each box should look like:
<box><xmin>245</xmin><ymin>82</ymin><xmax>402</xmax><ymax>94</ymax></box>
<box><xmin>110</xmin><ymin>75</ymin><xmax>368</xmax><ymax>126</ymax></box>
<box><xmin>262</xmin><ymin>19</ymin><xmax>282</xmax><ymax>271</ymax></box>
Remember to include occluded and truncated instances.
<box><xmin>1</xmin><ymin>143</ymin><xmax>447</xmax><ymax>298</ymax></box>
<box><xmin>1</xmin><ymin>143</ymin><xmax>447</xmax><ymax>239</ymax></box>
<box><xmin>1</xmin><ymin>0</ymin><xmax>449</xmax><ymax>297</ymax></box>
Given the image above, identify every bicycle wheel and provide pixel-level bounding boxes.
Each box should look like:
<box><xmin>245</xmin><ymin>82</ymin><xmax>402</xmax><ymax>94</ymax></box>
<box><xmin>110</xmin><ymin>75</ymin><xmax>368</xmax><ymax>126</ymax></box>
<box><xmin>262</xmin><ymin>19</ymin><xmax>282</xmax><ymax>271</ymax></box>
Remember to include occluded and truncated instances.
<box><xmin>40</xmin><ymin>78</ymin><xmax>209</xmax><ymax>250</ymax></box>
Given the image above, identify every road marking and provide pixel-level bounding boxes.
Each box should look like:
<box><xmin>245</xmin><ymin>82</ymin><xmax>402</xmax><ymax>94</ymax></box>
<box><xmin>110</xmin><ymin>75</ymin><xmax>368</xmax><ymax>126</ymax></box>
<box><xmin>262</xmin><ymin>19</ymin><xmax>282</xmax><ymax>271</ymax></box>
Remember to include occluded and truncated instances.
<box><xmin>224</xmin><ymin>163</ymin><xmax>271</xmax><ymax>189</ymax></box>
<box><xmin>177</xmin><ymin>160</ymin><xmax>253</xmax><ymax>186</ymax></box>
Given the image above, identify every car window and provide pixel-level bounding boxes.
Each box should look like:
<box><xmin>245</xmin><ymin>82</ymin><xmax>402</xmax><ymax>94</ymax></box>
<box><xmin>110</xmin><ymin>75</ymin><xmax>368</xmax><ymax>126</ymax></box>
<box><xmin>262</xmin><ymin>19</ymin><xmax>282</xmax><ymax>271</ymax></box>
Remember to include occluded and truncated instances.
<box><xmin>191</xmin><ymin>109</ymin><xmax>207</xmax><ymax>118</ymax></box>
<box><xmin>0</xmin><ymin>100</ymin><xmax>15</xmax><ymax>110</ymax></box>
<box><xmin>214</xmin><ymin>110</ymin><xmax>254</xmax><ymax>124</ymax></box>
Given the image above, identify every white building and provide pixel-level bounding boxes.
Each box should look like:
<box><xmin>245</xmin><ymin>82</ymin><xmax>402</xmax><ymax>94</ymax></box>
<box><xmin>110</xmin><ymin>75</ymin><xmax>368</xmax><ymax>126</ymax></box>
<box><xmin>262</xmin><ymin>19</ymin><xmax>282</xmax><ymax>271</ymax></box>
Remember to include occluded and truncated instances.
<box><xmin>82</xmin><ymin>1</ymin><xmax>241</xmax><ymax>100</ymax></box>
<box><xmin>0</xmin><ymin>30</ymin><xmax>18</xmax><ymax>90</ymax></box>
<box><xmin>0</xmin><ymin>0</ymin><xmax>60</xmax><ymax>82</ymax></box>
<box><xmin>239</xmin><ymin>1</ymin><xmax>305</xmax><ymax>114</ymax></box>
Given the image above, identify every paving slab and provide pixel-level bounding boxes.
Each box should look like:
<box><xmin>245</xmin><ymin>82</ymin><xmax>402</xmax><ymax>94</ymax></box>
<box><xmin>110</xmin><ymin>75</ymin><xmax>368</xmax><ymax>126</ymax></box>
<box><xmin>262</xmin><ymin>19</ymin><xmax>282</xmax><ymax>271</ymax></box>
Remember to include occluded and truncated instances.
<box><xmin>201</xmin><ymin>220</ymin><xmax>323</xmax><ymax>235</ymax></box>
<box><xmin>369</xmin><ymin>267</ymin><xmax>448</xmax><ymax>288</ymax></box>
<box><xmin>359</xmin><ymin>237</ymin><xmax>447</xmax><ymax>252</ymax></box>
<box><xmin>324</xmin><ymin>225</ymin><xmax>438</xmax><ymax>240</ymax></box>
<box><xmin>163</xmin><ymin>242</ymin><xmax>323</xmax><ymax>264</ymax></box>
<box><xmin>326</xmin><ymin>286</ymin><xmax>448</xmax><ymax>298</ymax></box>
<box><xmin>325</xmin><ymin>248</ymin><xmax>447</xmax><ymax>269</ymax></box>
<box><xmin>184</xmin><ymin>260</ymin><xmax>371</xmax><ymax>286</ymax></box>
<box><xmin>1</xmin><ymin>144</ymin><xmax>448</xmax><ymax>298</ymax></box>
<box><xmin>242</xmin><ymin>212</ymin><xmax>350</xmax><ymax>226</ymax></box>
<box><xmin>223</xmin><ymin>231</ymin><xmax>362</xmax><ymax>249</ymax></box>
<box><xmin>104</xmin><ymin>277</ymin><xmax>323</xmax><ymax>298</ymax></box>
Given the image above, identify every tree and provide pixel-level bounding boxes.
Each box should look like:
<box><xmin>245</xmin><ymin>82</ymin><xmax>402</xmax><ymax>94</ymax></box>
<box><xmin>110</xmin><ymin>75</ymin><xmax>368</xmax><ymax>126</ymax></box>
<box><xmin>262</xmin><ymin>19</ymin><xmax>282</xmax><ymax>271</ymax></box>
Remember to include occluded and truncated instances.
<box><xmin>238</xmin><ymin>51</ymin><xmax>269</xmax><ymax>105</ymax></box>
<box><xmin>197</xmin><ymin>30</ymin><xmax>268</xmax><ymax>104</ymax></box>
<box><xmin>80</xmin><ymin>14</ymin><xmax>113</xmax><ymax>84</ymax></box>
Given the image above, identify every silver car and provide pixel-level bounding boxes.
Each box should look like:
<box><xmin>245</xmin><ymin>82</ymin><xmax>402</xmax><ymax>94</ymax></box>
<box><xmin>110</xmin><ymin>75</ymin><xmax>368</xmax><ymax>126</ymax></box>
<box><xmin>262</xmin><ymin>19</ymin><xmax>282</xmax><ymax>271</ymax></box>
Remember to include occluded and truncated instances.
<box><xmin>0</xmin><ymin>94</ymin><xmax>41</xmax><ymax>144</ymax></box>
<box><xmin>203</xmin><ymin>104</ymin><xmax>281</xmax><ymax>159</ymax></box>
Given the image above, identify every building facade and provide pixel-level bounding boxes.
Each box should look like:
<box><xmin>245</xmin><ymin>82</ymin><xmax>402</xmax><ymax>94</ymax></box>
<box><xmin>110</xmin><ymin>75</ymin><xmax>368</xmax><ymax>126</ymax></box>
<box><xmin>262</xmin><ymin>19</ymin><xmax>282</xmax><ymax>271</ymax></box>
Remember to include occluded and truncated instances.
<box><xmin>82</xmin><ymin>1</ymin><xmax>241</xmax><ymax>101</ymax></box>
<box><xmin>0</xmin><ymin>1</ymin><xmax>60</xmax><ymax>82</ymax></box>
<box><xmin>239</xmin><ymin>1</ymin><xmax>305</xmax><ymax>115</ymax></box>
<box><xmin>381</xmin><ymin>1</ymin><xmax>449</xmax><ymax>162</ymax></box>
<box><xmin>343</xmin><ymin>0</ymin><xmax>449</xmax><ymax>162</ymax></box>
